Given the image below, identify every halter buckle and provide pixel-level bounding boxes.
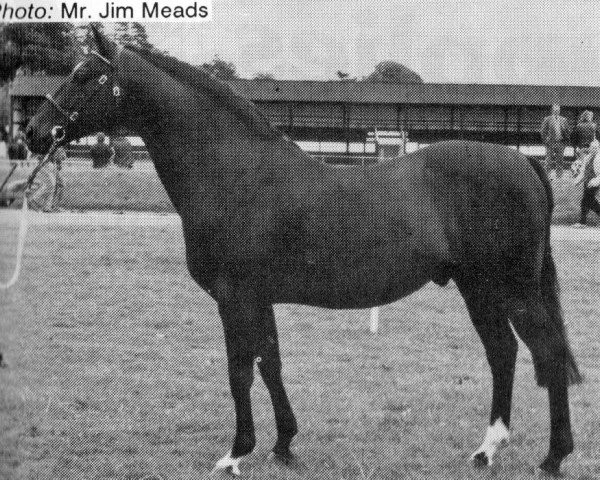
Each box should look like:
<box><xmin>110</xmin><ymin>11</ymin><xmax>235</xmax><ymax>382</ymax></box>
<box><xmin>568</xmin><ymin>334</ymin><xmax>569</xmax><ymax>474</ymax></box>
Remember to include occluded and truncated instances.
<box><xmin>69</xmin><ymin>112</ymin><xmax>79</xmax><ymax>122</ymax></box>
<box><xmin>99</xmin><ymin>75</ymin><xmax>108</xmax><ymax>85</ymax></box>
<box><xmin>113</xmin><ymin>86</ymin><xmax>121</xmax><ymax>97</ymax></box>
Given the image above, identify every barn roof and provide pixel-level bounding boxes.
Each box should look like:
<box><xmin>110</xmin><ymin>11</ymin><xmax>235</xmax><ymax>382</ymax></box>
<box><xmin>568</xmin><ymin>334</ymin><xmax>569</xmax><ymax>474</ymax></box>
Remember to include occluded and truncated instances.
<box><xmin>230</xmin><ymin>80</ymin><xmax>600</xmax><ymax>108</ymax></box>
<box><xmin>10</xmin><ymin>75</ymin><xmax>600</xmax><ymax>108</ymax></box>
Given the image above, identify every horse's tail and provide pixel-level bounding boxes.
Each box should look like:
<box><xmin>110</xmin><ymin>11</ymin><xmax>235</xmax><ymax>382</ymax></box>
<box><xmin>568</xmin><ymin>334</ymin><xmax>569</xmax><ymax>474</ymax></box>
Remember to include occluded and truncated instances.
<box><xmin>539</xmin><ymin>248</ymin><xmax>583</xmax><ymax>385</ymax></box>
<box><xmin>527</xmin><ymin>156</ymin><xmax>583</xmax><ymax>385</ymax></box>
<box><xmin>527</xmin><ymin>156</ymin><xmax>553</xmax><ymax>212</ymax></box>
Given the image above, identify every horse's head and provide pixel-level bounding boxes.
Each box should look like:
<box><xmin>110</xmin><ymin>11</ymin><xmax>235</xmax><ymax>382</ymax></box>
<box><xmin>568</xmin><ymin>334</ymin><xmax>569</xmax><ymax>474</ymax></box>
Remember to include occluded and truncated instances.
<box><xmin>26</xmin><ymin>27</ymin><xmax>124</xmax><ymax>154</ymax></box>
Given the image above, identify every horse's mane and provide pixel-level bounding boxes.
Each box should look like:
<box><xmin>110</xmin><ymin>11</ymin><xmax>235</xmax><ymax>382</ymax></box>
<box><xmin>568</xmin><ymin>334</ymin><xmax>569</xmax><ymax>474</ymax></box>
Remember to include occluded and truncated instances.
<box><xmin>126</xmin><ymin>46</ymin><xmax>280</xmax><ymax>140</ymax></box>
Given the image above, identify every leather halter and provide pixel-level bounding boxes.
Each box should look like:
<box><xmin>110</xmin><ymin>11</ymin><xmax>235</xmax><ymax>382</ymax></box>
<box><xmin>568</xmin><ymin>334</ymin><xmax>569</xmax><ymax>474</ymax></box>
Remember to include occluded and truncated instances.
<box><xmin>44</xmin><ymin>50</ymin><xmax>122</xmax><ymax>125</ymax></box>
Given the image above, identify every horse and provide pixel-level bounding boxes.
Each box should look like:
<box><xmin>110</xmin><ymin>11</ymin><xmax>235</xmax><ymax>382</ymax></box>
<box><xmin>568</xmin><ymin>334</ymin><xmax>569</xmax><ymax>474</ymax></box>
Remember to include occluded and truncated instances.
<box><xmin>25</xmin><ymin>27</ymin><xmax>581</xmax><ymax>476</ymax></box>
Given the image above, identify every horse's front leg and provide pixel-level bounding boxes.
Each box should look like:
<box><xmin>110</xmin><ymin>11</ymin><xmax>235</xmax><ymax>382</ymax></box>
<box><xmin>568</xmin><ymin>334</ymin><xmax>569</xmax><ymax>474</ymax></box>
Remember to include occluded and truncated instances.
<box><xmin>212</xmin><ymin>296</ymin><xmax>259</xmax><ymax>476</ymax></box>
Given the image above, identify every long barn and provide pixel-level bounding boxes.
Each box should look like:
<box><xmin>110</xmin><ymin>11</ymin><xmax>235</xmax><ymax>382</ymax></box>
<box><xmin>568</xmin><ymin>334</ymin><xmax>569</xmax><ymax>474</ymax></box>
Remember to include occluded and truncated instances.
<box><xmin>9</xmin><ymin>76</ymin><xmax>600</xmax><ymax>156</ymax></box>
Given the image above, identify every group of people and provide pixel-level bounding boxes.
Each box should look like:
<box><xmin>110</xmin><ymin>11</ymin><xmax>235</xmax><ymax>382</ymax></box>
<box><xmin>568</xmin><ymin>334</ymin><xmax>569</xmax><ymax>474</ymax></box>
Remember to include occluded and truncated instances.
<box><xmin>0</xmin><ymin>131</ymin><xmax>134</xmax><ymax>212</ymax></box>
<box><xmin>90</xmin><ymin>132</ymin><xmax>135</xmax><ymax>169</ymax></box>
<box><xmin>541</xmin><ymin>104</ymin><xmax>600</xmax><ymax>226</ymax></box>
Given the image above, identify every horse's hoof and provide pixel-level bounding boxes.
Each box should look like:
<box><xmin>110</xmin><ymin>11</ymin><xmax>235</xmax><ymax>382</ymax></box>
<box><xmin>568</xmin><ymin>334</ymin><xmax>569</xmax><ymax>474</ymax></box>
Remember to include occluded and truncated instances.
<box><xmin>469</xmin><ymin>419</ymin><xmax>509</xmax><ymax>468</ymax></box>
<box><xmin>539</xmin><ymin>456</ymin><xmax>562</xmax><ymax>477</ymax></box>
<box><xmin>268</xmin><ymin>451</ymin><xmax>306</xmax><ymax>472</ymax></box>
<box><xmin>209</xmin><ymin>470</ymin><xmax>238</xmax><ymax>479</ymax></box>
<box><xmin>471</xmin><ymin>451</ymin><xmax>490</xmax><ymax>468</ymax></box>
<box><xmin>211</xmin><ymin>450</ymin><xmax>242</xmax><ymax>477</ymax></box>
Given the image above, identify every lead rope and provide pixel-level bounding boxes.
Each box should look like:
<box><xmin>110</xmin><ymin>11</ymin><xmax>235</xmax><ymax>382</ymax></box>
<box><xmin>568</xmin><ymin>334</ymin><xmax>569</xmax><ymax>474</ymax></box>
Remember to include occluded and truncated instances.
<box><xmin>0</xmin><ymin>141</ymin><xmax>59</xmax><ymax>290</ymax></box>
<box><xmin>0</xmin><ymin>196</ymin><xmax>28</xmax><ymax>290</ymax></box>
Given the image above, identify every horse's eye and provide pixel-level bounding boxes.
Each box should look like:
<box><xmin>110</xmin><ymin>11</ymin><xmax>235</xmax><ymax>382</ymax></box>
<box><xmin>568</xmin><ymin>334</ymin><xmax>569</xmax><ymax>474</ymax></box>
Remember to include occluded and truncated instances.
<box><xmin>72</xmin><ymin>65</ymin><xmax>96</xmax><ymax>85</ymax></box>
<box><xmin>72</xmin><ymin>69</ymin><xmax>89</xmax><ymax>84</ymax></box>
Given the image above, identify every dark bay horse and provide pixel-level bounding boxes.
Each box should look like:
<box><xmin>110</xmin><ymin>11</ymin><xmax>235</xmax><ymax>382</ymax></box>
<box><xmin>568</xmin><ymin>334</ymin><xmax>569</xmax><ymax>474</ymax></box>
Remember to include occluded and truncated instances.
<box><xmin>26</xmin><ymin>28</ymin><xmax>581</xmax><ymax>475</ymax></box>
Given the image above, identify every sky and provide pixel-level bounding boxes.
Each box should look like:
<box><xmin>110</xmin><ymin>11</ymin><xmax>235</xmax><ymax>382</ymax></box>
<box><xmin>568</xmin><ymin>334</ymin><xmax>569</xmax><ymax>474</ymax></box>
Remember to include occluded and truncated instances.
<box><xmin>144</xmin><ymin>0</ymin><xmax>600</xmax><ymax>86</ymax></box>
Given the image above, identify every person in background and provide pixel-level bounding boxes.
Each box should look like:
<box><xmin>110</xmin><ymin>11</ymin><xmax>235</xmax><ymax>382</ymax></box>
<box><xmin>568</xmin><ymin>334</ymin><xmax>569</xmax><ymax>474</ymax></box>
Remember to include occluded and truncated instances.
<box><xmin>112</xmin><ymin>135</ymin><xmax>134</xmax><ymax>169</ymax></box>
<box><xmin>573</xmin><ymin>139</ymin><xmax>600</xmax><ymax>227</ymax></box>
<box><xmin>7</xmin><ymin>134</ymin><xmax>28</xmax><ymax>160</ymax></box>
<box><xmin>90</xmin><ymin>132</ymin><xmax>114</xmax><ymax>168</ymax></box>
<box><xmin>28</xmin><ymin>146</ymin><xmax>66</xmax><ymax>212</ymax></box>
<box><xmin>540</xmin><ymin>104</ymin><xmax>571</xmax><ymax>179</ymax></box>
<box><xmin>52</xmin><ymin>146</ymin><xmax>65</xmax><ymax>210</ymax></box>
<box><xmin>571</xmin><ymin>110</ymin><xmax>598</xmax><ymax>177</ymax></box>
<box><xmin>0</xmin><ymin>125</ymin><xmax>8</xmax><ymax>158</ymax></box>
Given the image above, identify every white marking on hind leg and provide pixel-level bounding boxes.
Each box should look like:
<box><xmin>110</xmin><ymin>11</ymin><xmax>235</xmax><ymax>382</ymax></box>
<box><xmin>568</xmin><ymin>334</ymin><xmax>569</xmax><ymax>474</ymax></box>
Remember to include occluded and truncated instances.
<box><xmin>212</xmin><ymin>450</ymin><xmax>242</xmax><ymax>476</ymax></box>
<box><xmin>471</xmin><ymin>418</ymin><xmax>510</xmax><ymax>466</ymax></box>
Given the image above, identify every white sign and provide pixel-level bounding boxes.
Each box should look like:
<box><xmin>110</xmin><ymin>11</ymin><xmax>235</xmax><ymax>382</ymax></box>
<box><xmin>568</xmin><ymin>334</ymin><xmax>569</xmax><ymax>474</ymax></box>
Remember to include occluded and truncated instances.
<box><xmin>0</xmin><ymin>0</ymin><xmax>212</xmax><ymax>22</ymax></box>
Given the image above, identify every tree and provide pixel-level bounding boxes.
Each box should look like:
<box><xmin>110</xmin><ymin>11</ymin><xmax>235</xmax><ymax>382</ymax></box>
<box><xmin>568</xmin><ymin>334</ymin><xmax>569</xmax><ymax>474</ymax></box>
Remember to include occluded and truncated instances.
<box><xmin>0</xmin><ymin>83</ymin><xmax>9</xmax><ymax>127</ymax></box>
<box><xmin>111</xmin><ymin>22</ymin><xmax>154</xmax><ymax>51</ymax></box>
<box><xmin>200</xmin><ymin>55</ymin><xmax>238</xmax><ymax>80</ymax></box>
<box><xmin>364</xmin><ymin>61</ymin><xmax>423</xmax><ymax>83</ymax></box>
<box><xmin>73</xmin><ymin>23</ymin><xmax>154</xmax><ymax>54</ymax></box>
<box><xmin>113</xmin><ymin>22</ymin><xmax>134</xmax><ymax>46</ymax></box>
<box><xmin>254</xmin><ymin>72</ymin><xmax>275</xmax><ymax>80</ymax></box>
<box><xmin>129</xmin><ymin>23</ymin><xmax>153</xmax><ymax>51</ymax></box>
<box><xmin>74</xmin><ymin>22</ymin><xmax>105</xmax><ymax>52</ymax></box>
<box><xmin>0</xmin><ymin>23</ymin><xmax>79</xmax><ymax>82</ymax></box>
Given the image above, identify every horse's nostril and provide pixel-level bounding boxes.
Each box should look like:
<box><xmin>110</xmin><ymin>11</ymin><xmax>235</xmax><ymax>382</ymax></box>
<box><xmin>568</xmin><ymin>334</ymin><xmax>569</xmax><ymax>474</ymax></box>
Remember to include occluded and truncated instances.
<box><xmin>26</xmin><ymin>126</ymin><xmax>34</xmax><ymax>140</ymax></box>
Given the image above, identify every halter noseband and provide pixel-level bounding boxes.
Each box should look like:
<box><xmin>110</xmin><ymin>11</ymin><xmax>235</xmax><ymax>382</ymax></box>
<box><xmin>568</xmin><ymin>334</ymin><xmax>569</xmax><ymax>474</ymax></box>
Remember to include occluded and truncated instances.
<box><xmin>44</xmin><ymin>49</ymin><xmax>122</xmax><ymax>127</ymax></box>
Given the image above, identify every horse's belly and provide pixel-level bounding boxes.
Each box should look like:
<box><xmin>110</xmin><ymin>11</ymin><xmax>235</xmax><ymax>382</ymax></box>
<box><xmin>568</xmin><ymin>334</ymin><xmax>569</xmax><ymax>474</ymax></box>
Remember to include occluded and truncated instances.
<box><xmin>270</xmin><ymin>253</ymin><xmax>431</xmax><ymax>309</ymax></box>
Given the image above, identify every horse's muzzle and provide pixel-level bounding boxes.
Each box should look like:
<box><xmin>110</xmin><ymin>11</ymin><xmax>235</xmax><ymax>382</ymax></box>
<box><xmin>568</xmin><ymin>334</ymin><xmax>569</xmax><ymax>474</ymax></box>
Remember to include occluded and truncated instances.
<box><xmin>24</xmin><ymin>119</ymin><xmax>53</xmax><ymax>154</ymax></box>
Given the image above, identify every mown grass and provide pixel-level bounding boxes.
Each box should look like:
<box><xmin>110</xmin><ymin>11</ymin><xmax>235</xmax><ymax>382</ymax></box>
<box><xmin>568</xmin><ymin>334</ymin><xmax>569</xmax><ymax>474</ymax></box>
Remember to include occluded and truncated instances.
<box><xmin>1</xmin><ymin>162</ymin><xmax>174</xmax><ymax>213</ymax></box>
<box><xmin>0</xmin><ymin>217</ymin><xmax>599</xmax><ymax>479</ymax></box>
<box><xmin>0</xmin><ymin>162</ymin><xmax>598</xmax><ymax>225</ymax></box>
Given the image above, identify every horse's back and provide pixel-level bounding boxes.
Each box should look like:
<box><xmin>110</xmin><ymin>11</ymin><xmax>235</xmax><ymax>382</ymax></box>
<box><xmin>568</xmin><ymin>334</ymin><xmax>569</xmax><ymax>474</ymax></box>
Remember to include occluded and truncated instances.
<box><xmin>417</xmin><ymin>140</ymin><xmax>542</xmax><ymax>187</ymax></box>
<box><xmin>283</xmin><ymin>139</ymin><xmax>548</xmax><ymax>271</ymax></box>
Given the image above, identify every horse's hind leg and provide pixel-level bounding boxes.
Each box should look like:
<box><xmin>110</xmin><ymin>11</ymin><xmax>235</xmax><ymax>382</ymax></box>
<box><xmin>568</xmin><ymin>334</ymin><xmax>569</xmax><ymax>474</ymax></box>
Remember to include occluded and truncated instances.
<box><xmin>455</xmin><ymin>275</ymin><xmax>517</xmax><ymax>467</ymax></box>
<box><xmin>256</xmin><ymin>305</ymin><xmax>299</xmax><ymax>464</ymax></box>
<box><xmin>505</xmin><ymin>292</ymin><xmax>574</xmax><ymax>474</ymax></box>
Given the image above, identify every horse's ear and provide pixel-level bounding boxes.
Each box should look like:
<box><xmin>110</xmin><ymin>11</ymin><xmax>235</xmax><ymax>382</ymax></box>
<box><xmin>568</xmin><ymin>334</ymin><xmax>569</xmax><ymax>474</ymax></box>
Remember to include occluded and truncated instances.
<box><xmin>90</xmin><ymin>25</ymin><xmax>119</xmax><ymax>60</ymax></box>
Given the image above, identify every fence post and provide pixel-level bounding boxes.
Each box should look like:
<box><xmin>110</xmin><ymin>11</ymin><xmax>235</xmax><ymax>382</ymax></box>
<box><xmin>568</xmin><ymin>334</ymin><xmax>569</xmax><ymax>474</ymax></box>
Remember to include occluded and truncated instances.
<box><xmin>369</xmin><ymin>307</ymin><xmax>379</xmax><ymax>334</ymax></box>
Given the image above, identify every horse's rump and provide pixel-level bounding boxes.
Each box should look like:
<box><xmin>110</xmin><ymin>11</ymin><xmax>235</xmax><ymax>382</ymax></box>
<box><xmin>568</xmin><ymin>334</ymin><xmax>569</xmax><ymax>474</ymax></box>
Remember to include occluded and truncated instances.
<box><xmin>416</xmin><ymin>142</ymin><xmax>548</xmax><ymax>270</ymax></box>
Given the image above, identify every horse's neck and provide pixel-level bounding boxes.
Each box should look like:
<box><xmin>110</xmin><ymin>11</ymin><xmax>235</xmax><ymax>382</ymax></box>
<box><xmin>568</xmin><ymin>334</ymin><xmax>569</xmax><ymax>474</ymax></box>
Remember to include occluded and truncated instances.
<box><xmin>121</xmin><ymin>55</ymin><xmax>304</xmax><ymax>216</ymax></box>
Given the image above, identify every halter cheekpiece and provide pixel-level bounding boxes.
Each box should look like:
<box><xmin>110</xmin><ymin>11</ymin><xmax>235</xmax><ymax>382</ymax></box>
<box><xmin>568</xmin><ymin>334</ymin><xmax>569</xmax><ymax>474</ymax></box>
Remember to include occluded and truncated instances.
<box><xmin>44</xmin><ymin>50</ymin><xmax>122</xmax><ymax>125</ymax></box>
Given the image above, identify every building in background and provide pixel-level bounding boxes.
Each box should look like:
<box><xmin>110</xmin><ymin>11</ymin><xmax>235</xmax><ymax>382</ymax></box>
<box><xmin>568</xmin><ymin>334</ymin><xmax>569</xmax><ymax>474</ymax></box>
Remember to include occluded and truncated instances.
<box><xmin>10</xmin><ymin>76</ymin><xmax>600</xmax><ymax>163</ymax></box>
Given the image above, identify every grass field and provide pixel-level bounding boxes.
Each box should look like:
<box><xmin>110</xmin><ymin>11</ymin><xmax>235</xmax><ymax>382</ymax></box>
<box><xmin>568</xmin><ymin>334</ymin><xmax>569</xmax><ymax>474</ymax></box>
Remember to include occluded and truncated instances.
<box><xmin>1</xmin><ymin>162</ymin><xmax>175</xmax><ymax>213</ymax></box>
<box><xmin>1</xmin><ymin>161</ymin><xmax>598</xmax><ymax>225</ymax></box>
<box><xmin>0</xmin><ymin>214</ymin><xmax>599</xmax><ymax>480</ymax></box>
